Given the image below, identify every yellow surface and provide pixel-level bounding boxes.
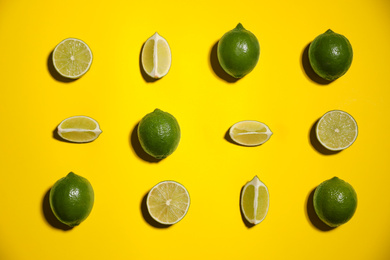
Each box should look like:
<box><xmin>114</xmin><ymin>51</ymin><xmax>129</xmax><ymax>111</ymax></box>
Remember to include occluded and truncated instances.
<box><xmin>0</xmin><ymin>0</ymin><xmax>389</xmax><ymax>259</ymax></box>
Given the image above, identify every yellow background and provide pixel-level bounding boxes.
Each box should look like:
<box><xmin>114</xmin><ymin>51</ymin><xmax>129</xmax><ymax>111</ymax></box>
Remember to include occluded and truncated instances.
<box><xmin>0</xmin><ymin>0</ymin><xmax>389</xmax><ymax>259</ymax></box>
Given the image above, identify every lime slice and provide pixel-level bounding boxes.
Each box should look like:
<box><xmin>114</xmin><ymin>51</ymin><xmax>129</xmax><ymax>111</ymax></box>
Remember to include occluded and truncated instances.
<box><xmin>146</xmin><ymin>181</ymin><xmax>190</xmax><ymax>225</ymax></box>
<box><xmin>229</xmin><ymin>120</ymin><xmax>272</xmax><ymax>146</ymax></box>
<box><xmin>316</xmin><ymin>110</ymin><xmax>358</xmax><ymax>151</ymax></box>
<box><xmin>141</xmin><ymin>32</ymin><xmax>172</xmax><ymax>79</ymax></box>
<box><xmin>52</xmin><ymin>38</ymin><xmax>93</xmax><ymax>79</ymax></box>
<box><xmin>57</xmin><ymin>116</ymin><xmax>102</xmax><ymax>143</ymax></box>
<box><xmin>241</xmin><ymin>176</ymin><xmax>269</xmax><ymax>225</ymax></box>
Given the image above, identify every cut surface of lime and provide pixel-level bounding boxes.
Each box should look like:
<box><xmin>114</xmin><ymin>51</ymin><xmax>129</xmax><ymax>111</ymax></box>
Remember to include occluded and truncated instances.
<box><xmin>146</xmin><ymin>181</ymin><xmax>190</xmax><ymax>225</ymax></box>
<box><xmin>229</xmin><ymin>120</ymin><xmax>272</xmax><ymax>146</ymax></box>
<box><xmin>241</xmin><ymin>176</ymin><xmax>269</xmax><ymax>225</ymax></box>
<box><xmin>52</xmin><ymin>38</ymin><xmax>93</xmax><ymax>79</ymax></box>
<box><xmin>141</xmin><ymin>32</ymin><xmax>171</xmax><ymax>79</ymax></box>
<box><xmin>316</xmin><ymin>110</ymin><xmax>358</xmax><ymax>151</ymax></box>
<box><xmin>57</xmin><ymin>116</ymin><xmax>102</xmax><ymax>143</ymax></box>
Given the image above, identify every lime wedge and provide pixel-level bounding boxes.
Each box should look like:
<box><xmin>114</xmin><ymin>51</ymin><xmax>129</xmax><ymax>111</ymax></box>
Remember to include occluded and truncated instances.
<box><xmin>229</xmin><ymin>120</ymin><xmax>272</xmax><ymax>146</ymax></box>
<box><xmin>241</xmin><ymin>176</ymin><xmax>269</xmax><ymax>225</ymax></box>
<box><xmin>141</xmin><ymin>32</ymin><xmax>172</xmax><ymax>79</ymax></box>
<box><xmin>57</xmin><ymin>116</ymin><xmax>102</xmax><ymax>143</ymax></box>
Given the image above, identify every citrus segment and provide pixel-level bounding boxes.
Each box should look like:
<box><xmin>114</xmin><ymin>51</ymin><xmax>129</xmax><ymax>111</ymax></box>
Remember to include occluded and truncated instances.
<box><xmin>141</xmin><ymin>32</ymin><xmax>172</xmax><ymax>78</ymax></box>
<box><xmin>142</xmin><ymin>39</ymin><xmax>154</xmax><ymax>74</ymax></box>
<box><xmin>316</xmin><ymin>110</ymin><xmax>358</xmax><ymax>151</ymax></box>
<box><xmin>57</xmin><ymin>116</ymin><xmax>102</xmax><ymax>143</ymax></box>
<box><xmin>242</xmin><ymin>185</ymin><xmax>255</xmax><ymax>220</ymax></box>
<box><xmin>146</xmin><ymin>181</ymin><xmax>190</xmax><ymax>225</ymax></box>
<box><xmin>256</xmin><ymin>186</ymin><xmax>269</xmax><ymax>218</ymax></box>
<box><xmin>49</xmin><ymin>172</ymin><xmax>94</xmax><ymax>227</ymax></box>
<box><xmin>52</xmin><ymin>38</ymin><xmax>93</xmax><ymax>79</ymax></box>
<box><xmin>241</xmin><ymin>176</ymin><xmax>269</xmax><ymax>225</ymax></box>
<box><xmin>229</xmin><ymin>120</ymin><xmax>272</xmax><ymax>146</ymax></box>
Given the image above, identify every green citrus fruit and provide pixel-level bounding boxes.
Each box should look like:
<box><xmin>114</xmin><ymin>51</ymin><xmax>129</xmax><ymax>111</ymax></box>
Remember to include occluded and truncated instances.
<box><xmin>52</xmin><ymin>38</ymin><xmax>93</xmax><ymax>79</ymax></box>
<box><xmin>316</xmin><ymin>110</ymin><xmax>358</xmax><ymax>151</ymax></box>
<box><xmin>313</xmin><ymin>177</ymin><xmax>357</xmax><ymax>227</ymax></box>
<box><xmin>308</xmin><ymin>29</ymin><xmax>353</xmax><ymax>81</ymax></box>
<box><xmin>241</xmin><ymin>176</ymin><xmax>269</xmax><ymax>225</ymax></box>
<box><xmin>147</xmin><ymin>180</ymin><xmax>190</xmax><ymax>225</ymax></box>
<box><xmin>217</xmin><ymin>23</ymin><xmax>260</xmax><ymax>78</ymax></box>
<box><xmin>138</xmin><ymin>109</ymin><xmax>181</xmax><ymax>159</ymax></box>
<box><xmin>49</xmin><ymin>172</ymin><xmax>94</xmax><ymax>227</ymax></box>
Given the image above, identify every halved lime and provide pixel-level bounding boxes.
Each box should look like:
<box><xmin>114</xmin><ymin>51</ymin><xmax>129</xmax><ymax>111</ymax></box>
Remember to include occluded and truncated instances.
<box><xmin>229</xmin><ymin>120</ymin><xmax>272</xmax><ymax>146</ymax></box>
<box><xmin>52</xmin><ymin>38</ymin><xmax>93</xmax><ymax>79</ymax></box>
<box><xmin>316</xmin><ymin>110</ymin><xmax>358</xmax><ymax>151</ymax></box>
<box><xmin>241</xmin><ymin>176</ymin><xmax>269</xmax><ymax>225</ymax></box>
<box><xmin>57</xmin><ymin>116</ymin><xmax>102</xmax><ymax>143</ymax></box>
<box><xmin>146</xmin><ymin>181</ymin><xmax>190</xmax><ymax>225</ymax></box>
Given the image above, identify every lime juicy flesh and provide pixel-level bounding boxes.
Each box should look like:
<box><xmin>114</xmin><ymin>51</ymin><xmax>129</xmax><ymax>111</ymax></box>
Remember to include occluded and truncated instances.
<box><xmin>242</xmin><ymin>184</ymin><xmax>268</xmax><ymax>223</ymax></box>
<box><xmin>49</xmin><ymin>172</ymin><xmax>94</xmax><ymax>227</ymax></box>
<box><xmin>138</xmin><ymin>109</ymin><xmax>181</xmax><ymax>159</ymax></box>
<box><xmin>313</xmin><ymin>177</ymin><xmax>357</xmax><ymax>227</ymax></box>
<box><xmin>217</xmin><ymin>23</ymin><xmax>260</xmax><ymax>78</ymax></box>
<box><xmin>309</xmin><ymin>29</ymin><xmax>353</xmax><ymax>81</ymax></box>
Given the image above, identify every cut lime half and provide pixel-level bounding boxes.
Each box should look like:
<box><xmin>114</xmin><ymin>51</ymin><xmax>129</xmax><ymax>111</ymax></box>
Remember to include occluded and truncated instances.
<box><xmin>316</xmin><ymin>110</ymin><xmax>358</xmax><ymax>151</ymax></box>
<box><xmin>146</xmin><ymin>181</ymin><xmax>190</xmax><ymax>225</ymax></box>
<box><xmin>52</xmin><ymin>38</ymin><xmax>93</xmax><ymax>79</ymax></box>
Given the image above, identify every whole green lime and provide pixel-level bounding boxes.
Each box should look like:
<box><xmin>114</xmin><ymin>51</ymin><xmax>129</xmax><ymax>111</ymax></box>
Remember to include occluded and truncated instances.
<box><xmin>138</xmin><ymin>109</ymin><xmax>181</xmax><ymax>159</ymax></box>
<box><xmin>49</xmin><ymin>172</ymin><xmax>94</xmax><ymax>227</ymax></box>
<box><xmin>313</xmin><ymin>177</ymin><xmax>357</xmax><ymax>227</ymax></box>
<box><xmin>308</xmin><ymin>29</ymin><xmax>353</xmax><ymax>81</ymax></box>
<box><xmin>217</xmin><ymin>23</ymin><xmax>260</xmax><ymax>78</ymax></box>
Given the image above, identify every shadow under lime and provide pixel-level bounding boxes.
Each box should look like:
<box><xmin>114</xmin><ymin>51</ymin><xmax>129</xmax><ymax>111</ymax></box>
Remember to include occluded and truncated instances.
<box><xmin>42</xmin><ymin>188</ymin><xmax>73</xmax><ymax>231</ymax></box>
<box><xmin>130</xmin><ymin>122</ymin><xmax>162</xmax><ymax>163</ymax></box>
<box><xmin>47</xmin><ymin>51</ymin><xmax>78</xmax><ymax>83</ymax></box>
<box><xmin>209</xmin><ymin>41</ymin><xmax>240</xmax><ymax>83</ymax></box>
<box><xmin>305</xmin><ymin>187</ymin><xmax>336</xmax><ymax>232</ymax></box>
<box><xmin>140</xmin><ymin>192</ymin><xmax>171</xmax><ymax>229</ymax></box>
<box><xmin>301</xmin><ymin>43</ymin><xmax>333</xmax><ymax>85</ymax></box>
